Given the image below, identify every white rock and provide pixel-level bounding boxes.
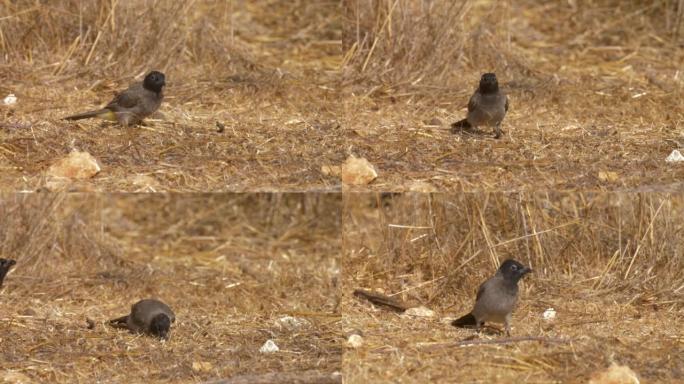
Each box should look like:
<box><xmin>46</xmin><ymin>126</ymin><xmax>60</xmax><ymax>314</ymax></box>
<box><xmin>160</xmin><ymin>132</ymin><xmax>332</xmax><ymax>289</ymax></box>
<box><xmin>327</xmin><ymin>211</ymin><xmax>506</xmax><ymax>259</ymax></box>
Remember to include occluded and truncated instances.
<box><xmin>259</xmin><ymin>339</ymin><xmax>279</xmax><ymax>353</ymax></box>
<box><xmin>46</xmin><ymin>151</ymin><xmax>101</xmax><ymax>179</ymax></box>
<box><xmin>3</xmin><ymin>94</ymin><xmax>17</xmax><ymax>106</ymax></box>
<box><xmin>275</xmin><ymin>316</ymin><xmax>309</xmax><ymax>330</ymax></box>
<box><xmin>346</xmin><ymin>334</ymin><xmax>363</xmax><ymax>348</ymax></box>
<box><xmin>542</xmin><ymin>308</ymin><xmax>556</xmax><ymax>321</ymax></box>
<box><xmin>403</xmin><ymin>306</ymin><xmax>435</xmax><ymax>318</ymax></box>
<box><xmin>589</xmin><ymin>363</ymin><xmax>640</xmax><ymax>384</ymax></box>
<box><xmin>341</xmin><ymin>155</ymin><xmax>377</xmax><ymax>185</ymax></box>
<box><xmin>665</xmin><ymin>149</ymin><xmax>684</xmax><ymax>163</ymax></box>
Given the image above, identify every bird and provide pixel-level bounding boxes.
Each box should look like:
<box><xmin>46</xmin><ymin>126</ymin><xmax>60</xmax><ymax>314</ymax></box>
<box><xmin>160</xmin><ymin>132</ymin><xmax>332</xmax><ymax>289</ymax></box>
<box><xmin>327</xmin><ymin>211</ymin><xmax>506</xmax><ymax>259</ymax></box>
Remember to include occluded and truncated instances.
<box><xmin>0</xmin><ymin>258</ymin><xmax>16</xmax><ymax>288</ymax></box>
<box><xmin>452</xmin><ymin>259</ymin><xmax>531</xmax><ymax>336</ymax></box>
<box><xmin>451</xmin><ymin>73</ymin><xmax>509</xmax><ymax>139</ymax></box>
<box><xmin>64</xmin><ymin>71</ymin><xmax>166</xmax><ymax>127</ymax></box>
<box><xmin>108</xmin><ymin>299</ymin><xmax>175</xmax><ymax>340</ymax></box>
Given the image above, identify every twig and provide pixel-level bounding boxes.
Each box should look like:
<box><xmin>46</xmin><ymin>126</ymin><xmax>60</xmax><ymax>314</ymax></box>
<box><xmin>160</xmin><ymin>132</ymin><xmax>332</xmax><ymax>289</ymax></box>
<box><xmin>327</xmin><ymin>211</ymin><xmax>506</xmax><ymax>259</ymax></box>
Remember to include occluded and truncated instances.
<box><xmin>201</xmin><ymin>370</ymin><xmax>341</xmax><ymax>384</ymax></box>
<box><xmin>416</xmin><ymin>336</ymin><xmax>573</xmax><ymax>351</ymax></box>
<box><xmin>353</xmin><ymin>289</ymin><xmax>411</xmax><ymax>312</ymax></box>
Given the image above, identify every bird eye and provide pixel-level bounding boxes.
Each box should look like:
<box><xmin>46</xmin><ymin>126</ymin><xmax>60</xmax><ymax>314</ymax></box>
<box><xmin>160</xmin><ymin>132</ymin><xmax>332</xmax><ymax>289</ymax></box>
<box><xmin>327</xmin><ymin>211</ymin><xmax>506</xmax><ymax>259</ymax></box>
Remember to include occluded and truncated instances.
<box><xmin>510</xmin><ymin>264</ymin><xmax>518</xmax><ymax>271</ymax></box>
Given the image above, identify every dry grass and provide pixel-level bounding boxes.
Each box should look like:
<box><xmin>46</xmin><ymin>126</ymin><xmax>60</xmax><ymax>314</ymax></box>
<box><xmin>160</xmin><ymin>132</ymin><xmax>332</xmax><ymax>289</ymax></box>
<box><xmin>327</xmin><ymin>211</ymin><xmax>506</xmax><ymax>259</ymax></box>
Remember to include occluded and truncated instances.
<box><xmin>339</xmin><ymin>0</ymin><xmax>684</xmax><ymax>191</ymax></box>
<box><xmin>0</xmin><ymin>0</ymin><xmax>682</xmax><ymax>191</ymax></box>
<box><xmin>0</xmin><ymin>193</ymin><xmax>341</xmax><ymax>383</ymax></box>
<box><xmin>342</xmin><ymin>192</ymin><xmax>683</xmax><ymax>383</ymax></box>
<box><xmin>2</xmin><ymin>0</ymin><xmax>684</xmax><ymax>382</ymax></box>
<box><xmin>0</xmin><ymin>0</ymin><xmax>344</xmax><ymax>192</ymax></box>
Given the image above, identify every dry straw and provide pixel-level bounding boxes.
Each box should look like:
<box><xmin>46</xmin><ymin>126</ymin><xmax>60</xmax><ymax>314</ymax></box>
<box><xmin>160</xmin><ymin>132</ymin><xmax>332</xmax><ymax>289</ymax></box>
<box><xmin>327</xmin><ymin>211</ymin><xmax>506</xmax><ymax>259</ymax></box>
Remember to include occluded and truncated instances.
<box><xmin>0</xmin><ymin>193</ymin><xmax>342</xmax><ymax>383</ymax></box>
<box><xmin>344</xmin><ymin>192</ymin><xmax>683</xmax><ymax>382</ymax></box>
<box><xmin>0</xmin><ymin>1</ymin><xmax>682</xmax><ymax>190</ymax></box>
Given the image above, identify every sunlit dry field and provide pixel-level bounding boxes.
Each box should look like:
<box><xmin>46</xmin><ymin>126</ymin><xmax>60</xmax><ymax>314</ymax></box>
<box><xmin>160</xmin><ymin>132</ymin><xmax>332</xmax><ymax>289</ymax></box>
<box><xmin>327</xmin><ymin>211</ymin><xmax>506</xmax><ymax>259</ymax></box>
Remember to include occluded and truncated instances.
<box><xmin>0</xmin><ymin>194</ymin><xmax>341</xmax><ymax>383</ymax></box>
<box><xmin>0</xmin><ymin>1</ymin><xmax>682</xmax><ymax>191</ymax></box>
<box><xmin>1</xmin><ymin>1</ymin><xmax>684</xmax><ymax>383</ymax></box>
<box><xmin>342</xmin><ymin>193</ymin><xmax>683</xmax><ymax>383</ymax></box>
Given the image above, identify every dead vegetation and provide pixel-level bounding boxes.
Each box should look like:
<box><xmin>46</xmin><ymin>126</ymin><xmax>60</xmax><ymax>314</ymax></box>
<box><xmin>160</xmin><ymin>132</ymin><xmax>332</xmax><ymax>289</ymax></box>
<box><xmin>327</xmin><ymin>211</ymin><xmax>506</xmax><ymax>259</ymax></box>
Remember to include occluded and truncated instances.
<box><xmin>339</xmin><ymin>0</ymin><xmax>684</xmax><ymax>191</ymax></box>
<box><xmin>0</xmin><ymin>0</ymin><xmax>682</xmax><ymax>190</ymax></box>
<box><xmin>1</xmin><ymin>0</ymin><xmax>684</xmax><ymax>382</ymax></box>
<box><xmin>0</xmin><ymin>0</ymin><xmax>344</xmax><ymax>191</ymax></box>
<box><xmin>343</xmin><ymin>192</ymin><xmax>683</xmax><ymax>383</ymax></box>
<box><xmin>0</xmin><ymin>194</ymin><xmax>341</xmax><ymax>383</ymax></box>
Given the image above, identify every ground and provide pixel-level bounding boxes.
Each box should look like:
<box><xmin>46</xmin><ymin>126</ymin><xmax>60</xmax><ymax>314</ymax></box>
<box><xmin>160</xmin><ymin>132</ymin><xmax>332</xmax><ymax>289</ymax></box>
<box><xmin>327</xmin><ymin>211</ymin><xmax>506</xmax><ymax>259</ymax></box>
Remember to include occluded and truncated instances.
<box><xmin>0</xmin><ymin>1</ymin><xmax>682</xmax><ymax>191</ymax></box>
<box><xmin>0</xmin><ymin>194</ymin><xmax>341</xmax><ymax>383</ymax></box>
<box><xmin>342</xmin><ymin>193</ymin><xmax>683</xmax><ymax>383</ymax></box>
<box><xmin>0</xmin><ymin>1</ymin><xmax>683</xmax><ymax>383</ymax></box>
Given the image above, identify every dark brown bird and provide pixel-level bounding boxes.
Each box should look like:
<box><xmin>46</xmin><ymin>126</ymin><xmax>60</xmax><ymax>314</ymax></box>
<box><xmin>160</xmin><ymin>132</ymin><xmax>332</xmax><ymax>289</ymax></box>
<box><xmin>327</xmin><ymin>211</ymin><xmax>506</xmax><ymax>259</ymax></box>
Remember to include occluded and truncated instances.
<box><xmin>451</xmin><ymin>73</ymin><xmax>509</xmax><ymax>139</ymax></box>
<box><xmin>452</xmin><ymin>259</ymin><xmax>531</xmax><ymax>336</ymax></box>
<box><xmin>64</xmin><ymin>71</ymin><xmax>166</xmax><ymax>127</ymax></box>
<box><xmin>108</xmin><ymin>299</ymin><xmax>175</xmax><ymax>340</ymax></box>
<box><xmin>0</xmin><ymin>258</ymin><xmax>16</xmax><ymax>288</ymax></box>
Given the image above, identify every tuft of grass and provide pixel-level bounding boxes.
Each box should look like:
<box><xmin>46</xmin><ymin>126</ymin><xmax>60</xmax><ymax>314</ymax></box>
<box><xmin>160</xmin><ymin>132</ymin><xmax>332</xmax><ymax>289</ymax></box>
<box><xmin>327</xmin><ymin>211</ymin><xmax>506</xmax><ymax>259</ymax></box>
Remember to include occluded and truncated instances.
<box><xmin>342</xmin><ymin>192</ymin><xmax>684</xmax><ymax>383</ymax></box>
<box><xmin>0</xmin><ymin>193</ymin><xmax>342</xmax><ymax>383</ymax></box>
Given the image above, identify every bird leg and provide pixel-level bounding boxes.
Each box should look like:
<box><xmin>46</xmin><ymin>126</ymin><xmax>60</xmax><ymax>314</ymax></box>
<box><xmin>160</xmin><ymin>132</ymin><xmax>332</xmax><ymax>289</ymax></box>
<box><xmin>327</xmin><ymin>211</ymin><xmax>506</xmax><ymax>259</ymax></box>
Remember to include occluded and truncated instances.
<box><xmin>504</xmin><ymin>314</ymin><xmax>512</xmax><ymax>337</ymax></box>
<box><xmin>494</xmin><ymin>123</ymin><xmax>502</xmax><ymax>139</ymax></box>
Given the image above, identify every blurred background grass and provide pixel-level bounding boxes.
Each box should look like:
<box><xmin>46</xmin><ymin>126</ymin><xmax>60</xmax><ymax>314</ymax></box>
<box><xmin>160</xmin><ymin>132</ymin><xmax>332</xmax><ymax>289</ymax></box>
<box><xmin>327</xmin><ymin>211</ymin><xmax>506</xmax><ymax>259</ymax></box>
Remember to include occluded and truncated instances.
<box><xmin>343</xmin><ymin>192</ymin><xmax>683</xmax><ymax>383</ymax></box>
<box><xmin>0</xmin><ymin>193</ymin><xmax>341</xmax><ymax>383</ymax></box>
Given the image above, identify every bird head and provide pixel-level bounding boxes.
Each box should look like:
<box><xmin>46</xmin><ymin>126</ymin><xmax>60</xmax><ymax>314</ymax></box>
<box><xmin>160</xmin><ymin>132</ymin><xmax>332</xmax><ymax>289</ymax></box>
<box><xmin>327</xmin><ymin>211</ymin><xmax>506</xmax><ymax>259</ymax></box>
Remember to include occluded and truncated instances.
<box><xmin>150</xmin><ymin>313</ymin><xmax>172</xmax><ymax>340</ymax></box>
<box><xmin>478</xmin><ymin>73</ymin><xmax>499</xmax><ymax>94</ymax></box>
<box><xmin>143</xmin><ymin>71</ymin><xmax>166</xmax><ymax>93</ymax></box>
<box><xmin>498</xmin><ymin>259</ymin><xmax>532</xmax><ymax>283</ymax></box>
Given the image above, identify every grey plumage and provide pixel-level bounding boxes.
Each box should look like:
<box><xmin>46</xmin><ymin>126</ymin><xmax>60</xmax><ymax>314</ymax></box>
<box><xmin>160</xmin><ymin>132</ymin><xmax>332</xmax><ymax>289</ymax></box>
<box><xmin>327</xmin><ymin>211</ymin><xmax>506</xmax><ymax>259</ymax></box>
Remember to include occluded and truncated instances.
<box><xmin>108</xmin><ymin>299</ymin><xmax>175</xmax><ymax>339</ymax></box>
<box><xmin>64</xmin><ymin>71</ymin><xmax>165</xmax><ymax>127</ymax></box>
<box><xmin>452</xmin><ymin>259</ymin><xmax>531</xmax><ymax>336</ymax></box>
<box><xmin>451</xmin><ymin>73</ymin><xmax>509</xmax><ymax>138</ymax></box>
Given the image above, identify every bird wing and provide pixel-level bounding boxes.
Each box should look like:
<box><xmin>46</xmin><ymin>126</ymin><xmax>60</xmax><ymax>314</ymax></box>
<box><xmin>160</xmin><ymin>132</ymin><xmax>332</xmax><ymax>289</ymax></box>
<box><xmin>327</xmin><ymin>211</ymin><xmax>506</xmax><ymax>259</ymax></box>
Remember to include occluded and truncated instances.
<box><xmin>106</xmin><ymin>83</ymin><xmax>144</xmax><ymax>111</ymax></box>
<box><xmin>467</xmin><ymin>93</ymin><xmax>478</xmax><ymax>113</ymax></box>
<box><xmin>475</xmin><ymin>279</ymin><xmax>487</xmax><ymax>302</ymax></box>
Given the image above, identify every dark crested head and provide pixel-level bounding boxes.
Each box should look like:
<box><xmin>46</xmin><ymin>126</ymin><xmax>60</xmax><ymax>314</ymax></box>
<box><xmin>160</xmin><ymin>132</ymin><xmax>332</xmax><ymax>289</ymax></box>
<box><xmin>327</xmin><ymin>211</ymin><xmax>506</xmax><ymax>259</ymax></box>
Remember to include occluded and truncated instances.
<box><xmin>143</xmin><ymin>71</ymin><xmax>166</xmax><ymax>93</ymax></box>
<box><xmin>498</xmin><ymin>259</ymin><xmax>532</xmax><ymax>282</ymax></box>
<box><xmin>478</xmin><ymin>72</ymin><xmax>499</xmax><ymax>94</ymax></box>
<box><xmin>150</xmin><ymin>313</ymin><xmax>172</xmax><ymax>340</ymax></box>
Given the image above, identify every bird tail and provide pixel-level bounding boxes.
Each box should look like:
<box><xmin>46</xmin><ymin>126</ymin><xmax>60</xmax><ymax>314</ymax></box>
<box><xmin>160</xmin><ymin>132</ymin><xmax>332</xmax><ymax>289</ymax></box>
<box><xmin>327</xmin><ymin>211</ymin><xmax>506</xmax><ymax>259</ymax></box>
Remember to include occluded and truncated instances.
<box><xmin>107</xmin><ymin>315</ymin><xmax>129</xmax><ymax>328</ymax></box>
<box><xmin>353</xmin><ymin>289</ymin><xmax>410</xmax><ymax>312</ymax></box>
<box><xmin>451</xmin><ymin>312</ymin><xmax>476</xmax><ymax>327</ymax></box>
<box><xmin>64</xmin><ymin>109</ymin><xmax>116</xmax><ymax>121</ymax></box>
<box><xmin>450</xmin><ymin>118</ymin><xmax>471</xmax><ymax>132</ymax></box>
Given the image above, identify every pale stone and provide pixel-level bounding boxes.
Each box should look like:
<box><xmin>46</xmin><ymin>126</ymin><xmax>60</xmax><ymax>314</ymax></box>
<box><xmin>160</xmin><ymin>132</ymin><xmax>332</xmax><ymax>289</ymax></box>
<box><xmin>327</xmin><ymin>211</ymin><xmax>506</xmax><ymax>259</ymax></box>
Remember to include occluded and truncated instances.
<box><xmin>347</xmin><ymin>334</ymin><xmax>364</xmax><ymax>348</ymax></box>
<box><xmin>589</xmin><ymin>363</ymin><xmax>640</xmax><ymax>384</ymax></box>
<box><xmin>403</xmin><ymin>306</ymin><xmax>435</xmax><ymax>318</ymax></box>
<box><xmin>275</xmin><ymin>316</ymin><xmax>309</xmax><ymax>330</ymax></box>
<box><xmin>47</xmin><ymin>151</ymin><xmax>100</xmax><ymax>179</ymax></box>
<box><xmin>341</xmin><ymin>156</ymin><xmax>377</xmax><ymax>185</ymax></box>
<box><xmin>665</xmin><ymin>149</ymin><xmax>684</xmax><ymax>163</ymax></box>
<box><xmin>259</xmin><ymin>339</ymin><xmax>279</xmax><ymax>353</ymax></box>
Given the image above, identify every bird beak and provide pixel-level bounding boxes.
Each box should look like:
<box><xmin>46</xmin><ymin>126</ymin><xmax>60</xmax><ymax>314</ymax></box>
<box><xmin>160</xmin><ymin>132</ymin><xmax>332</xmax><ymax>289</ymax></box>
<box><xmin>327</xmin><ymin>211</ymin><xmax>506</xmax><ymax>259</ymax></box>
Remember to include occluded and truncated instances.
<box><xmin>522</xmin><ymin>266</ymin><xmax>532</xmax><ymax>275</ymax></box>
